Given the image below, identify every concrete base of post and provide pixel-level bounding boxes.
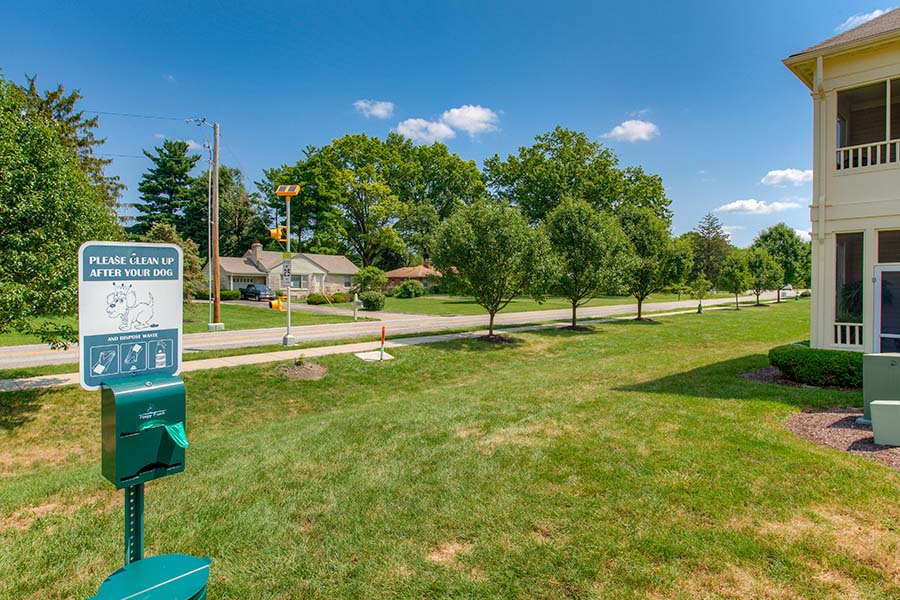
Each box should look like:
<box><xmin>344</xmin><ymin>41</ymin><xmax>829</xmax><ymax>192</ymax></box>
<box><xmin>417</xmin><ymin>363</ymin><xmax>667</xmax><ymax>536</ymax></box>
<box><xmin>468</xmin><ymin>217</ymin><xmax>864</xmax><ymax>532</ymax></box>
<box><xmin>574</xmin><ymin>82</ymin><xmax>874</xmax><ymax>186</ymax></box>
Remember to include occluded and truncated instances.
<box><xmin>207</xmin><ymin>323</ymin><xmax>225</xmax><ymax>331</ymax></box>
<box><xmin>282</xmin><ymin>334</ymin><xmax>296</xmax><ymax>346</ymax></box>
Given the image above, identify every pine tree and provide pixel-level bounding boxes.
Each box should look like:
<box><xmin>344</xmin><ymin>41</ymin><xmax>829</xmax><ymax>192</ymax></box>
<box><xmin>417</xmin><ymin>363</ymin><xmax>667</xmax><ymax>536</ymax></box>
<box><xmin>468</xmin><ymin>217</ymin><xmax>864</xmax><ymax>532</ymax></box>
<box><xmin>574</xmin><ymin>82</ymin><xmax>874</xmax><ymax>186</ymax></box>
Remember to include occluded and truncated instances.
<box><xmin>20</xmin><ymin>75</ymin><xmax>125</xmax><ymax>213</ymax></box>
<box><xmin>692</xmin><ymin>212</ymin><xmax>731</xmax><ymax>287</ymax></box>
<box><xmin>135</xmin><ymin>140</ymin><xmax>199</xmax><ymax>234</ymax></box>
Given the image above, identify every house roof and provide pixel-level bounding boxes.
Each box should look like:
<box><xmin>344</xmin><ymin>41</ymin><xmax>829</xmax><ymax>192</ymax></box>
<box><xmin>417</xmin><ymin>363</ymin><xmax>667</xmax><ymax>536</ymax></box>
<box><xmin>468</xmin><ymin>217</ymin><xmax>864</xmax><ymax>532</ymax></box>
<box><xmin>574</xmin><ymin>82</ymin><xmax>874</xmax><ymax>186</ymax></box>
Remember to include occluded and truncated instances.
<box><xmin>384</xmin><ymin>264</ymin><xmax>441</xmax><ymax>279</ymax></box>
<box><xmin>301</xmin><ymin>253</ymin><xmax>360</xmax><ymax>275</ymax></box>
<box><xmin>792</xmin><ymin>9</ymin><xmax>900</xmax><ymax>58</ymax></box>
<box><xmin>218</xmin><ymin>257</ymin><xmax>267</xmax><ymax>276</ymax></box>
<box><xmin>785</xmin><ymin>9</ymin><xmax>900</xmax><ymax>88</ymax></box>
<box><xmin>252</xmin><ymin>250</ymin><xmax>287</xmax><ymax>271</ymax></box>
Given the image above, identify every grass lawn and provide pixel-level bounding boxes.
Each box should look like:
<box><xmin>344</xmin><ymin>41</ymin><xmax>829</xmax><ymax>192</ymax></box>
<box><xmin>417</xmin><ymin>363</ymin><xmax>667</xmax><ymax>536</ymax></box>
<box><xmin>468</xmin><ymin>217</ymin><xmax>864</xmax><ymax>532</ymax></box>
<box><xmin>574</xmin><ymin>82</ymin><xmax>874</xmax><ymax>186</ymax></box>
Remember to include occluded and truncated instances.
<box><xmin>381</xmin><ymin>292</ymin><xmax>731</xmax><ymax>316</ymax></box>
<box><xmin>4</xmin><ymin>301</ymin><xmax>900</xmax><ymax>598</ymax></box>
<box><xmin>0</xmin><ymin>302</ymin><xmax>357</xmax><ymax>346</ymax></box>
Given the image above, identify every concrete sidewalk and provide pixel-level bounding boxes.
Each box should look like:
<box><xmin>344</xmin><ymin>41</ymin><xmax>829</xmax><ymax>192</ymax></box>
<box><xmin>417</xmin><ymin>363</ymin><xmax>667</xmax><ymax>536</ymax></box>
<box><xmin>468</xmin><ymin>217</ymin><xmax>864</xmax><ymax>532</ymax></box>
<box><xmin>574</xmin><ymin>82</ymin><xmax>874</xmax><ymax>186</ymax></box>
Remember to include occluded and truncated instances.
<box><xmin>0</xmin><ymin>304</ymin><xmax>753</xmax><ymax>393</ymax></box>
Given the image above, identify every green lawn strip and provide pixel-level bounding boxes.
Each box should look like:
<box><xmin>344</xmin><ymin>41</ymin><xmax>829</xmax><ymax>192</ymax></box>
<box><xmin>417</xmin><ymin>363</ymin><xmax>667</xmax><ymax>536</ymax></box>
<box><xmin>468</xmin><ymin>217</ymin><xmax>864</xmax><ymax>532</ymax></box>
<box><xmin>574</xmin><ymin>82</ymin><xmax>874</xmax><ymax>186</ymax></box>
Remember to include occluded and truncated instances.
<box><xmin>0</xmin><ymin>303</ymin><xmax>357</xmax><ymax>347</ymax></box>
<box><xmin>382</xmin><ymin>292</ymin><xmax>733</xmax><ymax>316</ymax></box>
<box><xmin>5</xmin><ymin>301</ymin><xmax>899</xmax><ymax>598</ymax></box>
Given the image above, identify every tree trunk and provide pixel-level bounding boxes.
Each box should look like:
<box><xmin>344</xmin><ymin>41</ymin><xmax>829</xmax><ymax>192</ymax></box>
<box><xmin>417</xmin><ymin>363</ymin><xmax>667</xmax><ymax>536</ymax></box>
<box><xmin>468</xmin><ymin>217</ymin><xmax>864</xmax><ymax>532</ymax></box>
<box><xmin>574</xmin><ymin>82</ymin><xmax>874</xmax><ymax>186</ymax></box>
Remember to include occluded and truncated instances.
<box><xmin>572</xmin><ymin>302</ymin><xmax>577</xmax><ymax>328</ymax></box>
<box><xmin>489</xmin><ymin>311</ymin><xmax>495</xmax><ymax>336</ymax></box>
<box><xmin>734</xmin><ymin>293</ymin><xmax>740</xmax><ymax>310</ymax></box>
<box><xmin>777</xmin><ymin>289</ymin><xmax>781</xmax><ymax>303</ymax></box>
<box><xmin>755</xmin><ymin>291</ymin><xmax>761</xmax><ymax>306</ymax></box>
<box><xmin>637</xmin><ymin>297</ymin><xmax>643</xmax><ymax>320</ymax></box>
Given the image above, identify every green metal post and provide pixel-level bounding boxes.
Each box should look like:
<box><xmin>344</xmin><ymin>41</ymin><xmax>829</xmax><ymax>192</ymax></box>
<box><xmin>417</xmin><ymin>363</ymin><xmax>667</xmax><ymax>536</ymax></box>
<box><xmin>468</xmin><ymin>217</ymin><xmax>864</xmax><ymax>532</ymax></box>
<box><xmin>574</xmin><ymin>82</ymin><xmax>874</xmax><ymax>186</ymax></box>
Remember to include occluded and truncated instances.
<box><xmin>124</xmin><ymin>484</ymin><xmax>144</xmax><ymax>565</ymax></box>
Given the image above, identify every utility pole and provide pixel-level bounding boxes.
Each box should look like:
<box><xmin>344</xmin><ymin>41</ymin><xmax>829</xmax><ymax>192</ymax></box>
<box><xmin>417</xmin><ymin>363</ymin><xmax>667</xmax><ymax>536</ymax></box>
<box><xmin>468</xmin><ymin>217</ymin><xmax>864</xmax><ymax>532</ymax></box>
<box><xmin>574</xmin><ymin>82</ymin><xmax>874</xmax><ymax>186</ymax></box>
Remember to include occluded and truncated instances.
<box><xmin>210</xmin><ymin>122</ymin><xmax>222</xmax><ymax>327</ymax></box>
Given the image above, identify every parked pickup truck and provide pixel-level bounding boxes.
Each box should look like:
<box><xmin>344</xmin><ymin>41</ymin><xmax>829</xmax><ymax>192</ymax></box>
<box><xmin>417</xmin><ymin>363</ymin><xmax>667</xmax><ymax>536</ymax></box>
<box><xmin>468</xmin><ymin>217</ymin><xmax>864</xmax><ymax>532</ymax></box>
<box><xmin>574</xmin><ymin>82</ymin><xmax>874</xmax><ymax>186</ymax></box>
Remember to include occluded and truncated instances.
<box><xmin>239</xmin><ymin>284</ymin><xmax>277</xmax><ymax>301</ymax></box>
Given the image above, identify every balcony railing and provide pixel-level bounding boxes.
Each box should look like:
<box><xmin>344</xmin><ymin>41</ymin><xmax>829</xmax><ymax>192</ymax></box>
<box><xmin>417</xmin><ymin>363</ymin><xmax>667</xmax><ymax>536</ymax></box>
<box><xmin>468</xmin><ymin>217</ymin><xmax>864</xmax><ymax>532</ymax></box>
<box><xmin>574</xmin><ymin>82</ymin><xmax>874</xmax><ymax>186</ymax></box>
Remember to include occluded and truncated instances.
<box><xmin>833</xmin><ymin>322</ymin><xmax>863</xmax><ymax>347</ymax></box>
<box><xmin>836</xmin><ymin>140</ymin><xmax>900</xmax><ymax>172</ymax></box>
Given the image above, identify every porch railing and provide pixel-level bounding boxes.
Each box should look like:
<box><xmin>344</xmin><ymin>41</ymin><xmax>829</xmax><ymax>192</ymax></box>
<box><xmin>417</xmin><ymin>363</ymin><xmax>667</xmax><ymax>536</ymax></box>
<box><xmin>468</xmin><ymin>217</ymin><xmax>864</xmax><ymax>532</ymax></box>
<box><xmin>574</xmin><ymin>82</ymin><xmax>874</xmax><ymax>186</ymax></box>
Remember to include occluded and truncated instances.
<box><xmin>833</xmin><ymin>322</ymin><xmax>863</xmax><ymax>347</ymax></box>
<box><xmin>836</xmin><ymin>139</ymin><xmax>900</xmax><ymax>171</ymax></box>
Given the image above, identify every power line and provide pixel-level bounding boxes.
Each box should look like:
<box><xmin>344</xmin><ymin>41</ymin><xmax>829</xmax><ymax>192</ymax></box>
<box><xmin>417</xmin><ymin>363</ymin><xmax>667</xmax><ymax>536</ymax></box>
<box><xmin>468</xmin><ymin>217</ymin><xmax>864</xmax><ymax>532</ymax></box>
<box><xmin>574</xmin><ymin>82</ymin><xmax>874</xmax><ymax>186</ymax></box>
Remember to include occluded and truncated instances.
<box><xmin>83</xmin><ymin>109</ymin><xmax>199</xmax><ymax>121</ymax></box>
<box><xmin>99</xmin><ymin>153</ymin><xmax>146</xmax><ymax>159</ymax></box>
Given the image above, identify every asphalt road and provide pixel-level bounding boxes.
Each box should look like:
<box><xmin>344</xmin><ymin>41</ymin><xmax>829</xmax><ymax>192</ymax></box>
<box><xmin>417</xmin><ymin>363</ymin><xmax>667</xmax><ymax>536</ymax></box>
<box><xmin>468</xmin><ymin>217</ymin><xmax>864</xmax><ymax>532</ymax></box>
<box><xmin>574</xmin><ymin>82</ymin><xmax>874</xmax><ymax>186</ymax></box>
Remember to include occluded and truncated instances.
<box><xmin>0</xmin><ymin>293</ymin><xmax>779</xmax><ymax>369</ymax></box>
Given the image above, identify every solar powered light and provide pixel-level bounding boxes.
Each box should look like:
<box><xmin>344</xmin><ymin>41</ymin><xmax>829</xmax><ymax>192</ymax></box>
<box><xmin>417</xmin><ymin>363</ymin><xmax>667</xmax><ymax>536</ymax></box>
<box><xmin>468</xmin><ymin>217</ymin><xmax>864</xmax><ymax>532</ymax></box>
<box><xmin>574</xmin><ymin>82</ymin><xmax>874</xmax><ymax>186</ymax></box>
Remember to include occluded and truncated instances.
<box><xmin>273</xmin><ymin>184</ymin><xmax>301</xmax><ymax>345</ymax></box>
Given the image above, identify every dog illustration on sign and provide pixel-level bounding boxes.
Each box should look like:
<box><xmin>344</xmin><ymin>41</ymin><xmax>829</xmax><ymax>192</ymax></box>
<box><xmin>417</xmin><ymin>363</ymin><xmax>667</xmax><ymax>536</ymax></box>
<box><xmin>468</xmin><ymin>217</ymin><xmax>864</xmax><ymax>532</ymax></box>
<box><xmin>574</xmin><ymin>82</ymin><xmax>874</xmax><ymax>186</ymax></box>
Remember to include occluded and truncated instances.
<box><xmin>106</xmin><ymin>283</ymin><xmax>158</xmax><ymax>331</ymax></box>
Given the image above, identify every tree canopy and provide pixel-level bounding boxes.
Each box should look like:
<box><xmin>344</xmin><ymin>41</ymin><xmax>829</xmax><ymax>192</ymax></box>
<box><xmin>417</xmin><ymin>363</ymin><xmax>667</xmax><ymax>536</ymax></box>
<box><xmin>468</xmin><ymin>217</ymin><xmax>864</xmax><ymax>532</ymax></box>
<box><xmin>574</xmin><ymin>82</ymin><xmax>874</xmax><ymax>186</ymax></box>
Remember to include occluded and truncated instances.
<box><xmin>0</xmin><ymin>76</ymin><xmax>121</xmax><ymax>346</ymax></box>
<box><xmin>544</xmin><ymin>197</ymin><xmax>631</xmax><ymax>327</ymax></box>
<box><xmin>134</xmin><ymin>140</ymin><xmax>200</xmax><ymax>234</ymax></box>
<box><xmin>746</xmin><ymin>247</ymin><xmax>784</xmax><ymax>305</ymax></box>
<box><xmin>752</xmin><ymin>223</ymin><xmax>810</xmax><ymax>294</ymax></box>
<box><xmin>483</xmin><ymin>126</ymin><xmax>671</xmax><ymax>223</ymax></box>
<box><xmin>434</xmin><ymin>201</ymin><xmax>554</xmax><ymax>336</ymax></box>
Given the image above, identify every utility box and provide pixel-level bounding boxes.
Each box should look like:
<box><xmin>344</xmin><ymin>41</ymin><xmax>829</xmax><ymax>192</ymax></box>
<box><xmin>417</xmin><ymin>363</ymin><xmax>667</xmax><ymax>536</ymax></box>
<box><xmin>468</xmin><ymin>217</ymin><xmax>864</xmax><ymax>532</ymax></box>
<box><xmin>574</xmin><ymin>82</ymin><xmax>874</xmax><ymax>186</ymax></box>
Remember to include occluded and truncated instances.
<box><xmin>102</xmin><ymin>373</ymin><xmax>188</xmax><ymax>489</ymax></box>
<box><xmin>863</xmin><ymin>353</ymin><xmax>900</xmax><ymax>420</ymax></box>
<box><xmin>871</xmin><ymin>400</ymin><xmax>900</xmax><ymax>446</ymax></box>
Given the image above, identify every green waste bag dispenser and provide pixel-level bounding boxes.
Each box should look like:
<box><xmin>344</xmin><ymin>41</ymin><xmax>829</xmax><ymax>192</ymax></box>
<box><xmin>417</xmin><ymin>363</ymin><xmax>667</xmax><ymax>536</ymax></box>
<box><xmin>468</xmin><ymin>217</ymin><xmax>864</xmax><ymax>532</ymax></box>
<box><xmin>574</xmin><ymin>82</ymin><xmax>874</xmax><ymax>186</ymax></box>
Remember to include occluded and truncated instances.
<box><xmin>102</xmin><ymin>374</ymin><xmax>188</xmax><ymax>488</ymax></box>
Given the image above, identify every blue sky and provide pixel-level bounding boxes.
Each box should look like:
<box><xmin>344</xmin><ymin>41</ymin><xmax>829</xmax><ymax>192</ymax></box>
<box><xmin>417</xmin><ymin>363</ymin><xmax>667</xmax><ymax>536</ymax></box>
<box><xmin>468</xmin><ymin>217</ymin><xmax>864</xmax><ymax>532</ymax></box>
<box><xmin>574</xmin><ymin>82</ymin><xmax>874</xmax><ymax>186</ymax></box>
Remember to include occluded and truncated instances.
<box><xmin>1</xmin><ymin>1</ymin><xmax>893</xmax><ymax>246</ymax></box>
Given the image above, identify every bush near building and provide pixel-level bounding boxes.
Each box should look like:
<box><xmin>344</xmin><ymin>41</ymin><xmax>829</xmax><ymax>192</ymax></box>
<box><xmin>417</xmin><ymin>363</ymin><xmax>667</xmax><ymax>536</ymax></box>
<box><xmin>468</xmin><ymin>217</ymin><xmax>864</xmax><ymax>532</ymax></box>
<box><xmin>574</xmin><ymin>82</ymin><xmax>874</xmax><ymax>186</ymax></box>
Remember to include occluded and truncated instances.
<box><xmin>768</xmin><ymin>343</ymin><xmax>862</xmax><ymax>387</ymax></box>
<box><xmin>360</xmin><ymin>291</ymin><xmax>386</xmax><ymax>311</ymax></box>
<box><xmin>396</xmin><ymin>280</ymin><xmax>426</xmax><ymax>298</ymax></box>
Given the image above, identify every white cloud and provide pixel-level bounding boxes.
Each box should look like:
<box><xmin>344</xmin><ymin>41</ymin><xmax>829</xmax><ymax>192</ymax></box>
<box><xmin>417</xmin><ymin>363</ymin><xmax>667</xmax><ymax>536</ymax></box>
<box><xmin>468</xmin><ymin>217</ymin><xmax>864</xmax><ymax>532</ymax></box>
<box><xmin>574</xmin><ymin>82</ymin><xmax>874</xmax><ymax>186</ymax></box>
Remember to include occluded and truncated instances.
<box><xmin>602</xmin><ymin>119</ymin><xmax>660</xmax><ymax>142</ymax></box>
<box><xmin>395</xmin><ymin>118</ymin><xmax>456</xmax><ymax>143</ymax></box>
<box><xmin>794</xmin><ymin>229</ymin><xmax>812</xmax><ymax>242</ymax></box>
<box><xmin>440</xmin><ymin>105</ymin><xmax>499</xmax><ymax>136</ymax></box>
<box><xmin>153</xmin><ymin>133</ymin><xmax>165</xmax><ymax>139</ymax></box>
<box><xmin>760</xmin><ymin>168</ymin><xmax>813</xmax><ymax>187</ymax></box>
<box><xmin>163</xmin><ymin>73</ymin><xmax>176</xmax><ymax>83</ymax></box>
<box><xmin>183</xmin><ymin>139</ymin><xmax>203</xmax><ymax>151</ymax></box>
<box><xmin>836</xmin><ymin>8</ymin><xmax>894</xmax><ymax>32</ymax></box>
<box><xmin>353</xmin><ymin>99</ymin><xmax>394</xmax><ymax>119</ymax></box>
<box><xmin>629</xmin><ymin>108</ymin><xmax>651</xmax><ymax>117</ymax></box>
<box><xmin>715</xmin><ymin>198</ymin><xmax>803</xmax><ymax>215</ymax></box>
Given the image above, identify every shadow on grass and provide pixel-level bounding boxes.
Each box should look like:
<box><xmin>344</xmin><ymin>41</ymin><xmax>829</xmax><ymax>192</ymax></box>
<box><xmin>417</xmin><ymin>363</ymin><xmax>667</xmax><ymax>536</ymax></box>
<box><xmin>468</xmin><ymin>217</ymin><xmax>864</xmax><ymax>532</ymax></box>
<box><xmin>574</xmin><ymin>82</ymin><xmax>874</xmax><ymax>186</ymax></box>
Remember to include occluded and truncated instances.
<box><xmin>0</xmin><ymin>389</ymin><xmax>44</xmax><ymax>431</ymax></box>
<box><xmin>615</xmin><ymin>354</ymin><xmax>861</xmax><ymax>411</ymax></box>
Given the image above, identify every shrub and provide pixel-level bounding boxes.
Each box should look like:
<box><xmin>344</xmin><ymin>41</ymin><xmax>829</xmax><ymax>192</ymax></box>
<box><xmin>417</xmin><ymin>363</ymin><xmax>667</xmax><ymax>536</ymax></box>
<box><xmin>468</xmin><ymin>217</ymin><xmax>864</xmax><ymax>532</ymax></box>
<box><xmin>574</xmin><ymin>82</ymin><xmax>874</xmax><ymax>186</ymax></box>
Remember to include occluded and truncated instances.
<box><xmin>306</xmin><ymin>293</ymin><xmax>330</xmax><ymax>305</ymax></box>
<box><xmin>768</xmin><ymin>343</ymin><xmax>862</xmax><ymax>387</ymax></box>
<box><xmin>331</xmin><ymin>292</ymin><xmax>350</xmax><ymax>303</ymax></box>
<box><xmin>360</xmin><ymin>291</ymin><xmax>386</xmax><ymax>311</ymax></box>
<box><xmin>396</xmin><ymin>279</ymin><xmax>426</xmax><ymax>298</ymax></box>
<box><xmin>353</xmin><ymin>266</ymin><xmax>387</xmax><ymax>292</ymax></box>
<box><xmin>383</xmin><ymin>285</ymin><xmax>398</xmax><ymax>297</ymax></box>
<box><xmin>220</xmin><ymin>290</ymin><xmax>241</xmax><ymax>301</ymax></box>
<box><xmin>800</xmin><ymin>290</ymin><xmax>811</xmax><ymax>298</ymax></box>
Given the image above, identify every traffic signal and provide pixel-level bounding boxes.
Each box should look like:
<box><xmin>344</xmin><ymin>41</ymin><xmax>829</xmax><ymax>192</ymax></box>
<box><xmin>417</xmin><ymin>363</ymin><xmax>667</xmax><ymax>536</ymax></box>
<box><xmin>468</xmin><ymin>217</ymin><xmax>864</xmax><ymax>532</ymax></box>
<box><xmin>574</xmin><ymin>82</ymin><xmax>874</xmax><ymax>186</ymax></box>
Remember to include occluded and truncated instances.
<box><xmin>269</xmin><ymin>297</ymin><xmax>287</xmax><ymax>311</ymax></box>
<box><xmin>269</xmin><ymin>226</ymin><xmax>287</xmax><ymax>242</ymax></box>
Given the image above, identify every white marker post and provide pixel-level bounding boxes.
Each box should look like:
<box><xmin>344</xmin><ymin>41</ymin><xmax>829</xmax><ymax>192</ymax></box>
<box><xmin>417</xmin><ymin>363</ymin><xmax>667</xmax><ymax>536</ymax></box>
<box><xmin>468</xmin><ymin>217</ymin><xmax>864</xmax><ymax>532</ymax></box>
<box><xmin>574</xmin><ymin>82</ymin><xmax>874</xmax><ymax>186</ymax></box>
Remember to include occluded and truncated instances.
<box><xmin>274</xmin><ymin>184</ymin><xmax>301</xmax><ymax>346</ymax></box>
<box><xmin>380</xmin><ymin>325</ymin><xmax>385</xmax><ymax>361</ymax></box>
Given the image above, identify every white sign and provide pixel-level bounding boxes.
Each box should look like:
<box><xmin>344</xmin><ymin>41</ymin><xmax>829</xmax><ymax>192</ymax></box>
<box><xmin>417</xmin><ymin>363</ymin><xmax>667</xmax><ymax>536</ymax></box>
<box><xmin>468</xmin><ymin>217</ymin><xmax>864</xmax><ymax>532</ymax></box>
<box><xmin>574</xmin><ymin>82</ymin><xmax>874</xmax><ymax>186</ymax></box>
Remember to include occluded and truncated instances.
<box><xmin>78</xmin><ymin>241</ymin><xmax>183</xmax><ymax>390</ymax></box>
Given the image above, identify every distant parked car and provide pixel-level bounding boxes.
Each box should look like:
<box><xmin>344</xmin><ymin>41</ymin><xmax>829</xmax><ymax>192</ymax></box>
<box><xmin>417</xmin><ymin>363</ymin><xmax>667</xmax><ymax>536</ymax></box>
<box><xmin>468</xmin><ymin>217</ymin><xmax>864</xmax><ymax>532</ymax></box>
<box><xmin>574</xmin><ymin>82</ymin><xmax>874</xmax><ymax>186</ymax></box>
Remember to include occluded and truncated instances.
<box><xmin>240</xmin><ymin>284</ymin><xmax>276</xmax><ymax>301</ymax></box>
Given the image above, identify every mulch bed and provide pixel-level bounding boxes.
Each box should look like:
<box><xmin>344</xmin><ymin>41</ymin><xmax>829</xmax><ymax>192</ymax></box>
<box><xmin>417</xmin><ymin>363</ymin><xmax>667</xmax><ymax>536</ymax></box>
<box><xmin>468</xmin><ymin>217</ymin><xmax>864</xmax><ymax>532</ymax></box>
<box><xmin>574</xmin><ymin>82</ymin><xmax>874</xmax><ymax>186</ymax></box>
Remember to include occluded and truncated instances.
<box><xmin>785</xmin><ymin>409</ymin><xmax>900</xmax><ymax>472</ymax></box>
<box><xmin>280</xmin><ymin>362</ymin><xmax>327</xmax><ymax>381</ymax></box>
<box><xmin>741</xmin><ymin>367</ymin><xmax>900</xmax><ymax>471</ymax></box>
<box><xmin>741</xmin><ymin>366</ymin><xmax>859</xmax><ymax>393</ymax></box>
<box><xmin>478</xmin><ymin>334</ymin><xmax>517</xmax><ymax>344</ymax></box>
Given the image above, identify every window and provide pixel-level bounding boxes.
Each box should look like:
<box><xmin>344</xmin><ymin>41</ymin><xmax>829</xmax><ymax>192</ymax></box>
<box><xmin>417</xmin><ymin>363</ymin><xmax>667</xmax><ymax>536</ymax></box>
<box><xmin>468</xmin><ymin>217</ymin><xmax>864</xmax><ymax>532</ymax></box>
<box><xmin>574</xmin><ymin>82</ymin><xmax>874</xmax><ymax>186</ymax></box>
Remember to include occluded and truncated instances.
<box><xmin>292</xmin><ymin>274</ymin><xmax>309</xmax><ymax>289</ymax></box>
<box><xmin>344</xmin><ymin>275</ymin><xmax>352</xmax><ymax>288</ymax></box>
<box><xmin>837</xmin><ymin>82</ymin><xmax>886</xmax><ymax>148</ymax></box>
<box><xmin>879</xmin><ymin>230</ymin><xmax>900</xmax><ymax>263</ymax></box>
<box><xmin>835</xmin><ymin>233</ymin><xmax>864</xmax><ymax>323</ymax></box>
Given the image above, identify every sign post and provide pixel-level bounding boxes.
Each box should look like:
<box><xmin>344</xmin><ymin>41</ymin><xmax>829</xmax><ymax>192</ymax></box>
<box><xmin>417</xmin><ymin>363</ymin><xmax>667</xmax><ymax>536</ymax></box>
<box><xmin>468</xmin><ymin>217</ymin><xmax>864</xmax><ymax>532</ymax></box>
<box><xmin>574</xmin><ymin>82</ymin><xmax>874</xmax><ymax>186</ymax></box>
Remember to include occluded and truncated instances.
<box><xmin>275</xmin><ymin>184</ymin><xmax>301</xmax><ymax>346</ymax></box>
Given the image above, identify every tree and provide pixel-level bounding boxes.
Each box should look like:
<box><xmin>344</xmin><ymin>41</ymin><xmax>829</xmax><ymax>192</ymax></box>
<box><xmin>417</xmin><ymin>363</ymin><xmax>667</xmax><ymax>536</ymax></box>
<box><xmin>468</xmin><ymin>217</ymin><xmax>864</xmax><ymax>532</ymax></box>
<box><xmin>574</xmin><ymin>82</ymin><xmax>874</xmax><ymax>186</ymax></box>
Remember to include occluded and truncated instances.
<box><xmin>0</xmin><ymin>76</ymin><xmax>121</xmax><ymax>347</ymax></box>
<box><xmin>483</xmin><ymin>126</ymin><xmax>671</xmax><ymax>222</ymax></box>
<box><xmin>690</xmin><ymin>276</ymin><xmax>712</xmax><ymax>314</ymax></box>
<box><xmin>352</xmin><ymin>266</ymin><xmax>387</xmax><ymax>293</ymax></box>
<box><xmin>752</xmin><ymin>223</ymin><xmax>808</xmax><ymax>301</ymax></box>
<box><xmin>544</xmin><ymin>197</ymin><xmax>631</xmax><ymax>327</ymax></box>
<box><xmin>718</xmin><ymin>251</ymin><xmax>751</xmax><ymax>309</ymax></box>
<box><xmin>19</xmin><ymin>75</ymin><xmax>125</xmax><ymax>213</ymax></box>
<box><xmin>183</xmin><ymin>165</ymin><xmax>268</xmax><ymax>258</ymax></box>
<box><xmin>134</xmin><ymin>140</ymin><xmax>200</xmax><ymax>234</ymax></box>
<box><xmin>618</xmin><ymin>208</ymin><xmax>690</xmax><ymax>319</ymax></box>
<box><xmin>140</xmin><ymin>223</ymin><xmax>203</xmax><ymax>303</ymax></box>
<box><xmin>434</xmin><ymin>201</ymin><xmax>554</xmax><ymax>336</ymax></box>
<box><xmin>688</xmin><ymin>213</ymin><xmax>731</xmax><ymax>286</ymax></box>
<box><xmin>746</xmin><ymin>247</ymin><xmax>784</xmax><ymax>306</ymax></box>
